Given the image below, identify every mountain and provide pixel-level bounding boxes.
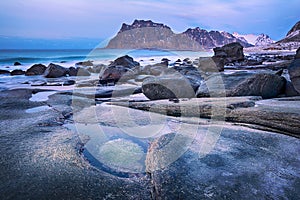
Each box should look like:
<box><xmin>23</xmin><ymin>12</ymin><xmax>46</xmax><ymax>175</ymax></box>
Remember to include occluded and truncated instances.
<box><xmin>106</xmin><ymin>20</ymin><xmax>203</xmax><ymax>51</ymax></box>
<box><xmin>182</xmin><ymin>28</ymin><xmax>252</xmax><ymax>49</ymax></box>
<box><xmin>232</xmin><ymin>32</ymin><xmax>274</xmax><ymax>46</ymax></box>
<box><xmin>232</xmin><ymin>32</ymin><xmax>258</xmax><ymax>45</ymax></box>
<box><xmin>254</xmin><ymin>34</ymin><xmax>274</xmax><ymax>46</ymax></box>
<box><xmin>106</xmin><ymin>20</ymin><xmax>253</xmax><ymax>50</ymax></box>
<box><xmin>276</xmin><ymin>21</ymin><xmax>300</xmax><ymax>49</ymax></box>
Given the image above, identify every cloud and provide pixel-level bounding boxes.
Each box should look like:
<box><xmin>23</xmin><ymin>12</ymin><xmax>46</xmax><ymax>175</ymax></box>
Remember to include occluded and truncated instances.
<box><xmin>0</xmin><ymin>0</ymin><xmax>299</xmax><ymax>41</ymax></box>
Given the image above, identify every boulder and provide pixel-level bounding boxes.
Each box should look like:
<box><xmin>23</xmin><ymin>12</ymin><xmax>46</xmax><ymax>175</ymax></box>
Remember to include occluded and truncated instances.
<box><xmin>99</xmin><ymin>56</ymin><xmax>140</xmax><ymax>83</ymax></box>
<box><xmin>68</xmin><ymin>67</ymin><xmax>78</xmax><ymax>76</ymax></box>
<box><xmin>99</xmin><ymin>66</ymin><xmax>136</xmax><ymax>83</ymax></box>
<box><xmin>109</xmin><ymin>55</ymin><xmax>140</xmax><ymax>68</ymax></box>
<box><xmin>44</xmin><ymin>63</ymin><xmax>68</xmax><ymax>78</ymax></box>
<box><xmin>0</xmin><ymin>69</ymin><xmax>10</xmax><ymax>75</ymax></box>
<box><xmin>287</xmin><ymin>59</ymin><xmax>300</xmax><ymax>93</ymax></box>
<box><xmin>75</xmin><ymin>60</ymin><xmax>93</xmax><ymax>66</ymax></box>
<box><xmin>14</xmin><ymin>62</ymin><xmax>21</xmax><ymax>66</ymax></box>
<box><xmin>197</xmin><ymin>57</ymin><xmax>224</xmax><ymax>72</ymax></box>
<box><xmin>10</xmin><ymin>69</ymin><xmax>25</xmax><ymax>76</ymax></box>
<box><xmin>296</xmin><ymin>47</ymin><xmax>300</xmax><ymax>59</ymax></box>
<box><xmin>25</xmin><ymin>64</ymin><xmax>46</xmax><ymax>76</ymax></box>
<box><xmin>196</xmin><ymin>72</ymin><xmax>286</xmax><ymax>99</ymax></box>
<box><xmin>213</xmin><ymin>42</ymin><xmax>244</xmax><ymax>64</ymax></box>
<box><xmin>142</xmin><ymin>75</ymin><xmax>199</xmax><ymax>100</ymax></box>
<box><xmin>68</xmin><ymin>67</ymin><xmax>91</xmax><ymax>76</ymax></box>
<box><xmin>229</xmin><ymin>73</ymin><xmax>286</xmax><ymax>98</ymax></box>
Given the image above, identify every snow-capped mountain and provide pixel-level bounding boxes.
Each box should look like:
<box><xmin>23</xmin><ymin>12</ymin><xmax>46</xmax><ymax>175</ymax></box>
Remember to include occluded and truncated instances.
<box><xmin>233</xmin><ymin>32</ymin><xmax>258</xmax><ymax>45</ymax></box>
<box><xmin>233</xmin><ymin>32</ymin><xmax>274</xmax><ymax>46</ymax></box>
<box><xmin>255</xmin><ymin>34</ymin><xmax>274</xmax><ymax>46</ymax></box>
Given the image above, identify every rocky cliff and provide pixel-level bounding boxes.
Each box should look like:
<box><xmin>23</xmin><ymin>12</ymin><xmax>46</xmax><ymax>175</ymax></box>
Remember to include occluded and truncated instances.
<box><xmin>276</xmin><ymin>21</ymin><xmax>300</xmax><ymax>49</ymax></box>
<box><xmin>106</xmin><ymin>20</ymin><xmax>253</xmax><ymax>50</ymax></box>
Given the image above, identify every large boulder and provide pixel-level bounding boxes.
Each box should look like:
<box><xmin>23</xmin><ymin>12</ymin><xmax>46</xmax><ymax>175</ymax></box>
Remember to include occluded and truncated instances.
<box><xmin>10</xmin><ymin>69</ymin><xmax>25</xmax><ymax>76</ymax></box>
<box><xmin>213</xmin><ymin>42</ymin><xmax>244</xmax><ymax>64</ymax></box>
<box><xmin>25</xmin><ymin>64</ymin><xmax>46</xmax><ymax>76</ymax></box>
<box><xmin>109</xmin><ymin>55</ymin><xmax>140</xmax><ymax>68</ymax></box>
<box><xmin>68</xmin><ymin>67</ymin><xmax>91</xmax><ymax>76</ymax></box>
<box><xmin>288</xmin><ymin>59</ymin><xmax>300</xmax><ymax>93</ymax></box>
<box><xmin>229</xmin><ymin>73</ymin><xmax>286</xmax><ymax>98</ymax></box>
<box><xmin>197</xmin><ymin>57</ymin><xmax>224</xmax><ymax>72</ymax></box>
<box><xmin>99</xmin><ymin>55</ymin><xmax>140</xmax><ymax>83</ymax></box>
<box><xmin>196</xmin><ymin>72</ymin><xmax>286</xmax><ymax>99</ymax></box>
<box><xmin>142</xmin><ymin>75</ymin><xmax>199</xmax><ymax>100</ymax></box>
<box><xmin>44</xmin><ymin>63</ymin><xmax>68</xmax><ymax>78</ymax></box>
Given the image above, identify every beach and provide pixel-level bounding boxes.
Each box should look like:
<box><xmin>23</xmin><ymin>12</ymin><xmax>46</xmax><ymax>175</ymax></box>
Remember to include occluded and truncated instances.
<box><xmin>0</xmin><ymin>46</ymin><xmax>300</xmax><ymax>199</ymax></box>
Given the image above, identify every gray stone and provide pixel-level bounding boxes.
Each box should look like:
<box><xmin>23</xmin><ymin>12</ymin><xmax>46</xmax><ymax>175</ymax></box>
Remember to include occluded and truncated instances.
<box><xmin>25</xmin><ymin>64</ymin><xmax>47</xmax><ymax>76</ymax></box>
<box><xmin>142</xmin><ymin>75</ymin><xmax>199</xmax><ymax>100</ymax></box>
<box><xmin>196</xmin><ymin>72</ymin><xmax>286</xmax><ymax>99</ymax></box>
<box><xmin>146</xmin><ymin>125</ymin><xmax>300</xmax><ymax>199</ymax></box>
<box><xmin>10</xmin><ymin>69</ymin><xmax>25</xmax><ymax>76</ymax></box>
<box><xmin>288</xmin><ymin>59</ymin><xmax>300</xmax><ymax>93</ymax></box>
<box><xmin>44</xmin><ymin>63</ymin><xmax>68</xmax><ymax>78</ymax></box>
<box><xmin>213</xmin><ymin>42</ymin><xmax>244</xmax><ymax>64</ymax></box>
<box><xmin>68</xmin><ymin>67</ymin><xmax>91</xmax><ymax>76</ymax></box>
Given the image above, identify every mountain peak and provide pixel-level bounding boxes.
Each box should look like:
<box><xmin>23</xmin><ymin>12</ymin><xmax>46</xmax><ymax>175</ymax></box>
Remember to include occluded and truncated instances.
<box><xmin>287</xmin><ymin>21</ymin><xmax>300</xmax><ymax>37</ymax></box>
<box><xmin>118</xmin><ymin>19</ymin><xmax>171</xmax><ymax>33</ymax></box>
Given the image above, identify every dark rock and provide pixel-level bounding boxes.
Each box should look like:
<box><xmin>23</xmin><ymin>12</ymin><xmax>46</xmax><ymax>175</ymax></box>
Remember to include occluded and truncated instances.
<box><xmin>198</xmin><ymin>57</ymin><xmax>224</xmax><ymax>72</ymax></box>
<box><xmin>213</xmin><ymin>42</ymin><xmax>244</xmax><ymax>64</ymax></box>
<box><xmin>288</xmin><ymin>59</ymin><xmax>300</xmax><ymax>93</ymax></box>
<box><xmin>44</xmin><ymin>63</ymin><xmax>68</xmax><ymax>78</ymax></box>
<box><xmin>0</xmin><ymin>69</ymin><xmax>10</xmax><ymax>75</ymax></box>
<box><xmin>63</xmin><ymin>80</ymin><xmax>76</xmax><ymax>86</ymax></box>
<box><xmin>10</xmin><ymin>69</ymin><xmax>25</xmax><ymax>76</ymax></box>
<box><xmin>284</xmin><ymin>81</ymin><xmax>300</xmax><ymax>96</ymax></box>
<box><xmin>141</xmin><ymin>65</ymin><xmax>167</xmax><ymax>76</ymax></box>
<box><xmin>196</xmin><ymin>72</ymin><xmax>286</xmax><ymax>99</ymax></box>
<box><xmin>31</xmin><ymin>81</ymin><xmax>47</xmax><ymax>86</ymax></box>
<box><xmin>68</xmin><ymin>67</ymin><xmax>78</xmax><ymax>76</ymax></box>
<box><xmin>99</xmin><ymin>66</ymin><xmax>136</xmax><ymax>83</ymax></box>
<box><xmin>25</xmin><ymin>64</ymin><xmax>47</xmax><ymax>76</ymax></box>
<box><xmin>109</xmin><ymin>55</ymin><xmax>140</xmax><ymax>68</ymax></box>
<box><xmin>176</xmin><ymin>59</ymin><xmax>182</xmax><ymax>63</ymax></box>
<box><xmin>99</xmin><ymin>56</ymin><xmax>140</xmax><ymax>83</ymax></box>
<box><xmin>142</xmin><ymin>75</ymin><xmax>198</xmax><ymax>100</ymax></box>
<box><xmin>76</xmin><ymin>60</ymin><xmax>93</xmax><ymax>66</ymax></box>
<box><xmin>87</xmin><ymin>64</ymin><xmax>106</xmax><ymax>73</ymax></box>
<box><xmin>68</xmin><ymin>67</ymin><xmax>91</xmax><ymax>76</ymax></box>
<box><xmin>14</xmin><ymin>62</ymin><xmax>21</xmax><ymax>66</ymax></box>
<box><xmin>296</xmin><ymin>47</ymin><xmax>300</xmax><ymax>59</ymax></box>
<box><xmin>229</xmin><ymin>73</ymin><xmax>286</xmax><ymax>99</ymax></box>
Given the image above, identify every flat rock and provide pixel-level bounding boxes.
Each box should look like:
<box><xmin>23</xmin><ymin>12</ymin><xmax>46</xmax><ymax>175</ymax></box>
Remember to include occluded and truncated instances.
<box><xmin>111</xmin><ymin>96</ymin><xmax>300</xmax><ymax>136</ymax></box>
<box><xmin>146</xmin><ymin>124</ymin><xmax>300</xmax><ymax>199</ymax></box>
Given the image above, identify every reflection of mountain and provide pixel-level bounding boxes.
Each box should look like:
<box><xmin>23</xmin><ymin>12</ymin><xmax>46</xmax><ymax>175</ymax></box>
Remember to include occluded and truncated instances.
<box><xmin>106</xmin><ymin>20</ymin><xmax>253</xmax><ymax>50</ymax></box>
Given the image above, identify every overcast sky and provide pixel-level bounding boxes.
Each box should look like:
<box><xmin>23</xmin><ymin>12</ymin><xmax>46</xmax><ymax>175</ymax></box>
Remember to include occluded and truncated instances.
<box><xmin>0</xmin><ymin>0</ymin><xmax>299</xmax><ymax>48</ymax></box>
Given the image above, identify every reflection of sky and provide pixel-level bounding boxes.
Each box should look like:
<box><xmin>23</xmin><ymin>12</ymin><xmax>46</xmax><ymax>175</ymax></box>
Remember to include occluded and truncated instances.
<box><xmin>0</xmin><ymin>0</ymin><xmax>299</xmax><ymax>48</ymax></box>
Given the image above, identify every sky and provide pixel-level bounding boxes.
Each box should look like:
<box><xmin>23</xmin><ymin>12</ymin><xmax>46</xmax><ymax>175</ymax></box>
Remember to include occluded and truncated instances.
<box><xmin>0</xmin><ymin>0</ymin><xmax>299</xmax><ymax>49</ymax></box>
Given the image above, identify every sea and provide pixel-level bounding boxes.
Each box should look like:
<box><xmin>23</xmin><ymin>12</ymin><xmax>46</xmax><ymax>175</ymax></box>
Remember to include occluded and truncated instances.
<box><xmin>0</xmin><ymin>48</ymin><xmax>213</xmax><ymax>71</ymax></box>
